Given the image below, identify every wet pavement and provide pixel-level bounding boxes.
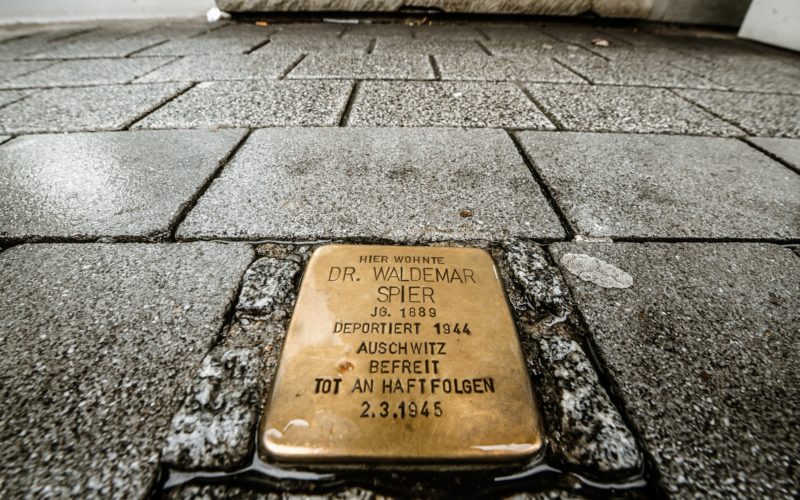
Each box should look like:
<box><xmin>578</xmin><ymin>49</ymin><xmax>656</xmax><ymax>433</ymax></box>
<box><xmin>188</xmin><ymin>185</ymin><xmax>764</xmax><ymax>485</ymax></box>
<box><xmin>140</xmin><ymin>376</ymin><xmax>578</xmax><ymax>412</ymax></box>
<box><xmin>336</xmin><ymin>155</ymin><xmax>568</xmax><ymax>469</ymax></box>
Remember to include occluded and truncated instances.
<box><xmin>0</xmin><ymin>16</ymin><xmax>798</xmax><ymax>499</ymax></box>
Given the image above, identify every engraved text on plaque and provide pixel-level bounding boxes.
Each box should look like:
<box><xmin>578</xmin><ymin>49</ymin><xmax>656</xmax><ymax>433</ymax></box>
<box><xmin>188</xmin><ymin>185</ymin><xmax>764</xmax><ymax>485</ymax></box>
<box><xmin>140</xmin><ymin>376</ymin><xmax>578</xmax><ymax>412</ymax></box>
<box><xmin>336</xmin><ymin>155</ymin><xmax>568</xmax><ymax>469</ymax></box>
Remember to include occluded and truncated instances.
<box><xmin>260</xmin><ymin>245</ymin><xmax>542</xmax><ymax>462</ymax></box>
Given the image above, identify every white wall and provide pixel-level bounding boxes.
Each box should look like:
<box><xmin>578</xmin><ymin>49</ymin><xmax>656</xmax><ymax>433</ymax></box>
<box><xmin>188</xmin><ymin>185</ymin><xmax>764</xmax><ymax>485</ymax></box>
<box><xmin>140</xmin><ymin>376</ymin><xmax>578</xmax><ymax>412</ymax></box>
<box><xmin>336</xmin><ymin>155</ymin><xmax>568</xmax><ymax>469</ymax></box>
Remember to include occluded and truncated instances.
<box><xmin>0</xmin><ymin>0</ymin><xmax>215</xmax><ymax>25</ymax></box>
<box><xmin>739</xmin><ymin>0</ymin><xmax>800</xmax><ymax>51</ymax></box>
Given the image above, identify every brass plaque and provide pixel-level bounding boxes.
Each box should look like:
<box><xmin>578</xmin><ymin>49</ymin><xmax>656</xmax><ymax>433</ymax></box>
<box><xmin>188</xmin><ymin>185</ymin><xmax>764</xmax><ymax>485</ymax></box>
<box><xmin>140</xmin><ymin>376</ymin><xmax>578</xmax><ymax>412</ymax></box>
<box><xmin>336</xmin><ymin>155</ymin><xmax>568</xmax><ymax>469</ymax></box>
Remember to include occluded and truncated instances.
<box><xmin>260</xmin><ymin>244</ymin><xmax>542</xmax><ymax>463</ymax></box>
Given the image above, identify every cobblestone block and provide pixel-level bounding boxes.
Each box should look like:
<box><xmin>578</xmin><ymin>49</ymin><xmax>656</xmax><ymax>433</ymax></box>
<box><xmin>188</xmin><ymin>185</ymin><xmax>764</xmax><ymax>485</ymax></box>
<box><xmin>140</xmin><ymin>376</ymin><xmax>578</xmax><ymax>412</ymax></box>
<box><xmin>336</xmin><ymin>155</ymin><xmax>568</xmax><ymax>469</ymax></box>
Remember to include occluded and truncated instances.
<box><xmin>747</xmin><ymin>137</ymin><xmax>800</xmax><ymax>172</ymax></box>
<box><xmin>549</xmin><ymin>242</ymin><xmax>800</xmax><ymax>498</ymax></box>
<box><xmin>287</xmin><ymin>53</ymin><xmax>434</xmax><ymax>80</ymax></box>
<box><xmin>500</xmin><ymin>241</ymin><xmax>641</xmax><ymax>474</ymax></box>
<box><xmin>676</xmin><ymin>89</ymin><xmax>800</xmax><ymax>137</ymax></box>
<box><xmin>176</xmin><ymin>128</ymin><xmax>564</xmax><ymax>241</ymax></box>
<box><xmin>0</xmin><ymin>242</ymin><xmax>253</xmax><ymax>497</ymax></box>
<box><xmin>0</xmin><ymin>82</ymin><xmax>187</xmax><ymax>134</ymax></box>
<box><xmin>134</xmin><ymin>80</ymin><xmax>351</xmax><ymax>129</ymax></box>
<box><xmin>0</xmin><ymin>129</ymin><xmax>245</xmax><ymax>242</ymax></box>
<box><xmin>137</xmin><ymin>53</ymin><xmax>301</xmax><ymax>82</ymax></box>
<box><xmin>554</xmin><ymin>52</ymin><xmax>722</xmax><ymax>89</ymax></box>
<box><xmin>135</xmin><ymin>25</ymin><xmax>271</xmax><ymax>56</ymax></box>
<box><xmin>4</xmin><ymin>57</ymin><xmax>174</xmax><ymax>88</ymax></box>
<box><xmin>516</xmin><ymin>132</ymin><xmax>800</xmax><ymax>239</ymax></box>
<box><xmin>527</xmin><ymin>83</ymin><xmax>743</xmax><ymax>135</ymax></box>
<box><xmin>0</xmin><ymin>60</ymin><xmax>54</xmax><ymax>84</ymax></box>
<box><xmin>436</xmin><ymin>54</ymin><xmax>584</xmax><ymax>83</ymax></box>
<box><xmin>0</xmin><ymin>89</ymin><xmax>32</xmax><ymax>107</ymax></box>
<box><xmin>349</xmin><ymin>81</ymin><xmax>554</xmax><ymax>128</ymax></box>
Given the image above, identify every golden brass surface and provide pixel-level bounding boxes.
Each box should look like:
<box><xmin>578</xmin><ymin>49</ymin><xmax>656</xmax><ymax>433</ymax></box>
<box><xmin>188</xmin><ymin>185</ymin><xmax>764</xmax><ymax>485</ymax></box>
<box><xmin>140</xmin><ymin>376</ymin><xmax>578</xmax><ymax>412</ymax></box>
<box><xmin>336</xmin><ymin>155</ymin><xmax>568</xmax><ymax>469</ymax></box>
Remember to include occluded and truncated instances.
<box><xmin>260</xmin><ymin>244</ymin><xmax>542</xmax><ymax>463</ymax></box>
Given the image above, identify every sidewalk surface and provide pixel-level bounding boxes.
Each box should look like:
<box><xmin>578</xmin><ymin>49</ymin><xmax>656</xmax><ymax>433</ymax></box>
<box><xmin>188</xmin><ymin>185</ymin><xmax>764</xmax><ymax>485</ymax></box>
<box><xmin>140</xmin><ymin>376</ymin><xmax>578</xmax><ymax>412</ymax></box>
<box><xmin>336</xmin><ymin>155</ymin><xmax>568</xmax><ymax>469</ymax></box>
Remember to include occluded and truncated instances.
<box><xmin>0</xmin><ymin>16</ymin><xmax>798</xmax><ymax>499</ymax></box>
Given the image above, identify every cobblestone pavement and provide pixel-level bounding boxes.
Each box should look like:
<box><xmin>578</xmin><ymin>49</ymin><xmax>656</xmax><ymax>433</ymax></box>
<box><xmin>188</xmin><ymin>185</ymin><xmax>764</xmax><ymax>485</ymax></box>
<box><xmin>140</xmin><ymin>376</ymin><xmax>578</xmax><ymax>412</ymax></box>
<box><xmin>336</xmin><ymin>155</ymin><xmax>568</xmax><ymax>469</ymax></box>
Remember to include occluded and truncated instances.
<box><xmin>0</xmin><ymin>16</ymin><xmax>798</xmax><ymax>499</ymax></box>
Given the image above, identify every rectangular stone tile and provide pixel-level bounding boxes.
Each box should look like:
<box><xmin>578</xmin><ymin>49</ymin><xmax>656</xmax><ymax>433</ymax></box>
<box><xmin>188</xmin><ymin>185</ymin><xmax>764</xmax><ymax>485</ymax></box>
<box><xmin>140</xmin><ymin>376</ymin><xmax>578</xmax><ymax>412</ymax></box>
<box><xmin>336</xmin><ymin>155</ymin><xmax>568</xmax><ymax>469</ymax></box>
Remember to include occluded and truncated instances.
<box><xmin>136</xmin><ymin>53</ymin><xmax>301</xmax><ymax>83</ymax></box>
<box><xmin>574</xmin><ymin>44</ymin><xmax>698</xmax><ymax>63</ymax></box>
<box><xmin>372</xmin><ymin>38</ymin><xmax>484</xmax><ymax>55</ymax></box>
<box><xmin>0</xmin><ymin>82</ymin><xmax>187</xmax><ymax>134</ymax></box>
<box><xmin>549</xmin><ymin>242</ymin><xmax>800</xmax><ymax>498</ymax></box>
<box><xmin>0</xmin><ymin>60</ymin><xmax>53</xmax><ymax>85</ymax></box>
<box><xmin>0</xmin><ymin>242</ymin><xmax>253</xmax><ymax>498</ymax></box>
<box><xmin>0</xmin><ymin>27</ymin><xmax>43</xmax><ymax>43</ymax></box>
<box><xmin>477</xmin><ymin>24</ymin><xmax>558</xmax><ymax>43</ymax></box>
<box><xmin>256</xmin><ymin>36</ymin><xmax>371</xmax><ymax>55</ymax></box>
<box><xmin>482</xmin><ymin>40</ymin><xmax>591</xmax><ymax>58</ymax></box>
<box><xmin>0</xmin><ymin>129</ymin><xmax>246</xmax><ymax>242</ymax></box>
<box><xmin>342</xmin><ymin>23</ymin><xmax>412</xmax><ymax>38</ymax></box>
<box><xmin>541</xmin><ymin>25</ymin><xmax>631</xmax><ymax>49</ymax></box>
<box><xmin>0</xmin><ymin>28</ymin><xmax>92</xmax><ymax>60</ymax></box>
<box><xmin>409</xmin><ymin>25</ymin><xmax>485</xmax><ymax>40</ymax></box>
<box><xmin>3</xmin><ymin>57</ymin><xmax>174</xmax><ymax>88</ymax></box>
<box><xmin>0</xmin><ymin>135</ymin><xmax>9</xmax><ymax>144</ymax></box>
<box><xmin>349</xmin><ymin>81</ymin><xmax>554</xmax><ymax>128</ymax></box>
<box><xmin>268</xmin><ymin>23</ymin><xmax>345</xmax><ymax>37</ymax></box>
<box><xmin>675</xmin><ymin>89</ymin><xmax>800</xmax><ymax>138</ymax></box>
<box><xmin>527</xmin><ymin>83</ymin><xmax>742</xmax><ymax>135</ymax></box>
<box><xmin>517</xmin><ymin>132</ymin><xmax>800</xmax><ymax>239</ymax></box>
<box><xmin>671</xmin><ymin>55</ymin><xmax>800</xmax><ymax>94</ymax></box>
<box><xmin>25</xmin><ymin>32</ymin><xmax>166</xmax><ymax>59</ymax></box>
<box><xmin>134</xmin><ymin>20</ymin><xmax>217</xmax><ymax>40</ymax></box>
<box><xmin>0</xmin><ymin>89</ymin><xmax>32</xmax><ymax>107</ymax></box>
<box><xmin>177</xmin><ymin>128</ymin><xmax>564</xmax><ymax>241</ymax></box>
<box><xmin>435</xmin><ymin>54</ymin><xmax>585</xmax><ymax>83</ymax></box>
<box><xmin>747</xmin><ymin>137</ymin><xmax>800</xmax><ymax>172</ymax></box>
<box><xmin>287</xmin><ymin>53</ymin><xmax>434</xmax><ymax>80</ymax></box>
<box><xmin>134</xmin><ymin>80</ymin><xmax>351</xmax><ymax>129</ymax></box>
<box><xmin>134</xmin><ymin>24</ymin><xmax>270</xmax><ymax>56</ymax></box>
<box><xmin>553</xmin><ymin>52</ymin><xmax>723</xmax><ymax>89</ymax></box>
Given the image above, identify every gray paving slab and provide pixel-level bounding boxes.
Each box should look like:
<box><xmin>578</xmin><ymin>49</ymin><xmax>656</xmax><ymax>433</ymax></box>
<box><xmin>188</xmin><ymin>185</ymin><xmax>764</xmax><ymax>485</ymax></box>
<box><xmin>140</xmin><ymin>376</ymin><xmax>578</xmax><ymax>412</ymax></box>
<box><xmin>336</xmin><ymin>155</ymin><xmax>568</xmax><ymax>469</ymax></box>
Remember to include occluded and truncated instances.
<box><xmin>3</xmin><ymin>57</ymin><xmax>174</xmax><ymax>88</ymax></box>
<box><xmin>0</xmin><ymin>82</ymin><xmax>187</xmax><ymax>134</ymax></box>
<box><xmin>435</xmin><ymin>54</ymin><xmax>585</xmax><ymax>83</ymax></box>
<box><xmin>409</xmin><ymin>25</ymin><xmax>485</xmax><ymax>40</ymax></box>
<box><xmin>670</xmin><ymin>56</ymin><xmax>800</xmax><ymax>94</ymax></box>
<box><xmin>0</xmin><ymin>129</ymin><xmax>246</xmax><ymax>242</ymax></box>
<box><xmin>501</xmin><ymin>241</ymin><xmax>641</xmax><ymax>474</ymax></box>
<box><xmin>553</xmin><ymin>52</ymin><xmax>723</xmax><ymax>89</ymax></box>
<box><xmin>134</xmin><ymin>80</ymin><xmax>351</xmax><ymax>129</ymax></box>
<box><xmin>164</xmin><ymin>255</ymin><xmax>299</xmax><ymax>471</ymax></box>
<box><xmin>0</xmin><ymin>27</ymin><xmax>44</xmax><ymax>43</ymax></box>
<box><xmin>0</xmin><ymin>28</ymin><xmax>92</xmax><ymax>60</ymax></box>
<box><xmin>134</xmin><ymin>20</ymin><xmax>217</xmax><ymax>40</ymax></box>
<box><xmin>136</xmin><ymin>53</ymin><xmax>301</xmax><ymax>82</ymax></box>
<box><xmin>549</xmin><ymin>242</ymin><xmax>800</xmax><ymax>498</ymax></box>
<box><xmin>256</xmin><ymin>36</ymin><xmax>371</xmax><ymax>55</ymax></box>
<box><xmin>598</xmin><ymin>27</ymin><xmax>704</xmax><ymax>47</ymax></box>
<box><xmin>267</xmin><ymin>22</ymin><xmax>345</xmax><ymax>36</ymax></box>
<box><xmin>371</xmin><ymin>38</ymin><xmax>484</xmax><ymax>55</ymax></box>
<box><xmin>287</xmin><ymin>53</ymin><xmax>434</xmax><ymax>80</ymax></box>
<box><xmin>134</xmin><ymin>24</ymin><xmax>270</xmax><ymax>56</ymax></box>
<box><xmin>176</xmin><ymin>128</ymin><xmax>564</xmax><ymax>241</ymax></box>
<box><xmin>477</xmin><ymin>24</ymin><xmax>557</xmax><ymax>43</ymax></box>
<box><xmin>481</xmin><ymin>40</ymin><xmax>590</xmax><ymax>58</ymax></box>
<box><xmin>342</xmin><ymin>23</ymin><xmax>413</xmax><ymax>38</ymax></box>
<box><xmin>0</xmin><ymin>89</ymin><xmax>32</xmax><ymax>107</ymax></box>
<box><xmin>517</xmin><ymin>132</ymin><xmax>800</xmax><ymax>239</ymax></box>
<box><xmin>540</xmin><ymin>25</ymin><xmax>630</xmax><ymax>49</ymax></box>
<box><xmin>25</xmin><ymin>32</ymin><xmax>167</xmax><ymax>59</ymax></box>
<box><xmin>748</xmin><ymin>137</ymin><xmax>800</xmax><ymax>172</ymax></box>
<box><xmin>527</xmin><ymin>83</ymin><xmax>743</xmax><ymax>135</ymax></box>
<box><xmin>0</xmin><ymin>242</ymin><xmax>253</xmax><ymax>498</ymax></box>
<box><xmin>676</xmin><ymin>89</ymin><xmax>800</xmax><ymax>137</ymax></box>
<box><xmin>0</xmin><ymin>135</ymin><xmax>9</xmax><ymax>144</ymax></box>
<box><xmin>348</xmin><ymin>81</ymin><xmax>555</xmax><ymax>128</ymax></box>
<box><xmin>0</xmin><ymin>60</ymin><xmax>54</xmax><ymax>85</ymax></box>
<box><xmin>575</xmin><ymin>45</ymin><xmax>698</xmax><ymax>63</ymax></box>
